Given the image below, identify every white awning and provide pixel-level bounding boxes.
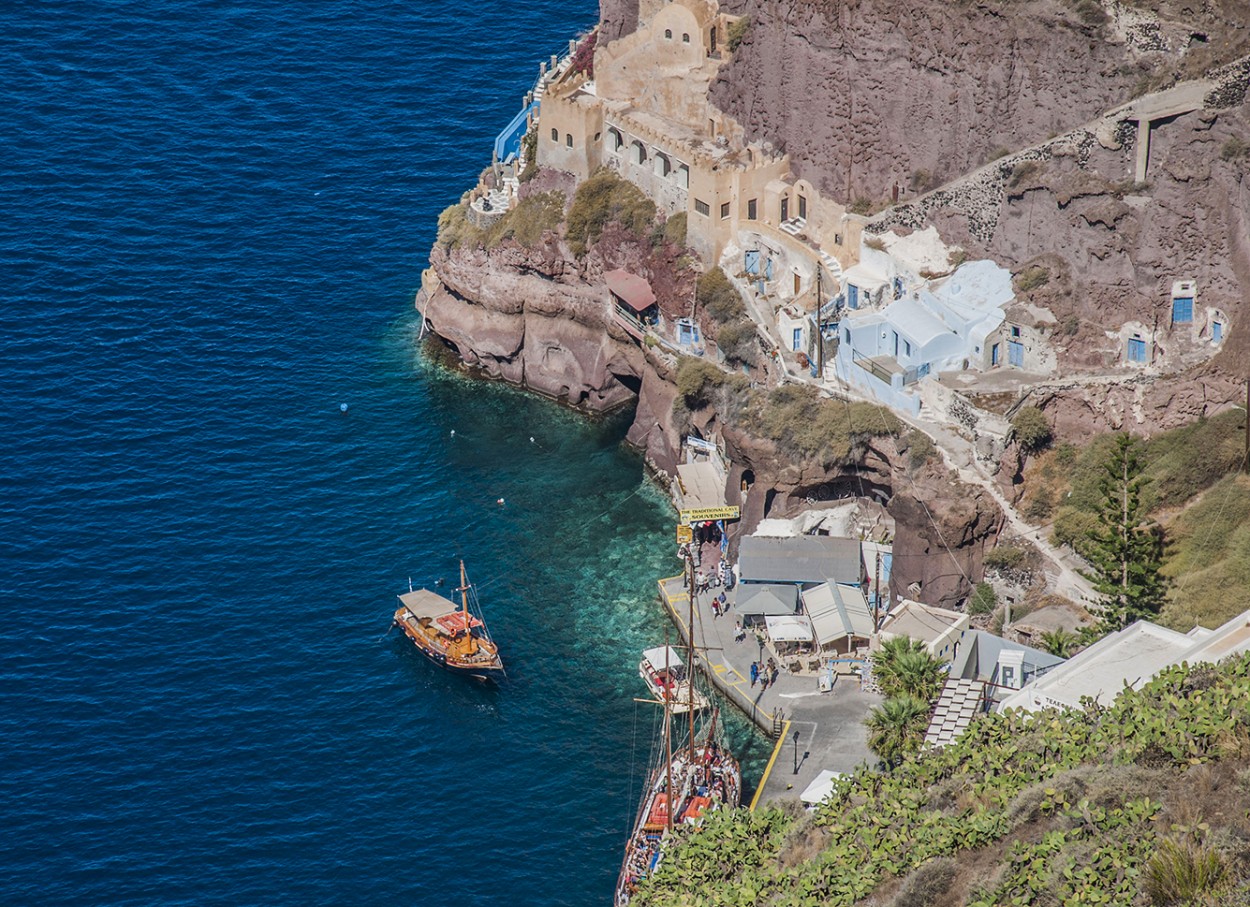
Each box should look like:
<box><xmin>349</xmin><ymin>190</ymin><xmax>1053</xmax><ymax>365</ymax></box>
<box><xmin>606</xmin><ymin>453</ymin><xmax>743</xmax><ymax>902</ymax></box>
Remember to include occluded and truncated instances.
<box><xmin>764</xmin><ymin>614</ymin><xmax>814</xmax><ymax>643</ymax></box>
<box><xmin>800</xmin><ymin>769</ymin><xmax>846</xmax><ymax>806</ymax></box>
<box><xmin>641</xmin><ymin>646</ymin><xmax>685</xmax><ymax>671</ymax></box>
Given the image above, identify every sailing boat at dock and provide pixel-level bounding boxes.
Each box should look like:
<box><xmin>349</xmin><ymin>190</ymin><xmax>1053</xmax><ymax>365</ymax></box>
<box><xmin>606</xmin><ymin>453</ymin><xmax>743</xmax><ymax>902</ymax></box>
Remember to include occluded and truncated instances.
<box><xmin>393</xmin><ymin>560</ymin><xmax>505</xmax><ymax>683</ymax></box>
<box><xmin>616</xmin><ymin>565</ymin><xmax>740</xmax><ymax>905</ymax></box>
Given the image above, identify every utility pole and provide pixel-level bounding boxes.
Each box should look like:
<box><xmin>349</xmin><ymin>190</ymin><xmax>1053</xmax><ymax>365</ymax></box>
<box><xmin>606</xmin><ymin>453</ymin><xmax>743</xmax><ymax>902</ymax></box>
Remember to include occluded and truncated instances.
<box><xmin>872</xmin><ymin>548</ymin><xmax>882</xmax><ymax>630</ymax></box>
<box><xmin>815</xmin><ymin>267</ymin><xmax>824</xmax><ymax>379</ymax></box>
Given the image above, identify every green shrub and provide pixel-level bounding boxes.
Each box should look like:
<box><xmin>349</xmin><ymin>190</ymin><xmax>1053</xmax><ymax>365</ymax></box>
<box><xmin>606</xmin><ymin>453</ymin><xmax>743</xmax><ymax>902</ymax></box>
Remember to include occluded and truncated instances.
<box><xmin>726</xmin><ymin>16</ymin><xmax>749</xmax><ymax>52</ymax></box>
<box><xmin>697</xmin><ymin>268</ymin><xmax>746</xmax><ymax>325</ymax></box>
<box><xmin>850</xmin><ymin>197</ymin><xmax>873</xmax><ymax>215</ymax></box>
<box><xmin>1052</xmin><ymin>505</ymin><xmax>1100</xmax><ymax>559</ymax></box>
<box><xmin>485</xmin><ymin>191</ymin><xmax>564</xmax><ymax>248</ymax></box>
<box><xmin>436</xmin><ymin>201</ymin><xmax>481</xmax><ymax>249</ymax></box>
<box><xmin>1011</xmin><ymin>406</ymin><xmax>1052</xmax><ymax>453</ymax></box>
<box><xmin>1023</xmin><ymin>485</ymin><xmax>1055</xmax><ymax>521</ymax></box>
<box><xmin>1141</xmin><ymin>409</ymin><xmax>1248</xmax><ymax>510</ymax></box>
<box><xmin>906</xmin><ymin>430</ymin><xmax>936</xmax><ymax>469</ymax></box>
<box><xmin>737</xmin><ymin>384</ymin><xmax>899</xmax><ymax>466</ymax></box>
<box><xmin>519</xmin><ymin>130</ymin><xmax>538</xmax><ymax>182</ymax></box>
<box><xmin>566</xmin><ymin>169</ymin><xmax>657</xmax><ymax>256</ymax></box>
<box><xmin>714</xmin><ymin>318</ymin><xmax>759</xmax><ymax>368</ymax></box>
<box><xmin>1015</xmin><ymin>266</ymin><xmax>1050</xmax><ymax>293</ymax></box>
<box><xmin>891</xmin><ymin>857</ymin><xmax>958</xmax><ymax>907</ymax></box>
<box><xmin>674</xmin><ymin>357</ymin><xmax>727</xmax><ymax>409</ymax></box>
<box><xmin>968</xmin><ymin>582</ymin><xmax>997</xmax><ymax>616</ymax></box>
<box><xmin>661</xmin><ymin>212</ymin><xmax>687</xmax><ymax>247</ymax></box>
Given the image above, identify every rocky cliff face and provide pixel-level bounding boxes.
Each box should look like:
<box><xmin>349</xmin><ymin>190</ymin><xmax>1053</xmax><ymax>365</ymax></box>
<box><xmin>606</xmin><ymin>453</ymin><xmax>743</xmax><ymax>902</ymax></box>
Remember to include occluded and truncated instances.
<box><xmin>424</xmin><ymin>209</ymin><xmax>1000</xmax><ymax>607</ymax></box>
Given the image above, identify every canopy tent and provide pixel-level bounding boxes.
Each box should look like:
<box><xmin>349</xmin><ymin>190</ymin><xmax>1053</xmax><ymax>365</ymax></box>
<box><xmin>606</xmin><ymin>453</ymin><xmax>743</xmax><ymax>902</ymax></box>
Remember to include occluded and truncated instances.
<box><xmin>800</xmin><ymin>769</ymin><xmax>846</xmax><ymax>807</ymax></box>
<box><xmin>804</xmin><ymin>582</ymin><xmax>874</xmax><ymax>648</ymax></box>
<box><xmin>764</xmin><ymin>614</ymin><xmax>815</xmax><ymax>643</ymax></box>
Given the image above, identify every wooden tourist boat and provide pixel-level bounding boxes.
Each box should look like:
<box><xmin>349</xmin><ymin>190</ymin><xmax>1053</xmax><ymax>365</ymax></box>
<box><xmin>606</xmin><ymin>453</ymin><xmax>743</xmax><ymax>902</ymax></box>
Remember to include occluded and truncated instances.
<box><xmin>639</xmin><ymin>645</ymin><xmax>710</xmax><ymax>715</ymax></box>
<box><xmin>393</xmin><ymin>561</ymin><xmax>505</xmax><ymax>683</ymax></box>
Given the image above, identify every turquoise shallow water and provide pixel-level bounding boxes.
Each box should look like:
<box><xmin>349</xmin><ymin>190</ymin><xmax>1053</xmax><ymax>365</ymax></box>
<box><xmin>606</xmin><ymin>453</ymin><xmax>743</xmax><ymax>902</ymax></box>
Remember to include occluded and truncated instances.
<box><xmin>0</xmin><ymin>1</ymin><xmax>766</xmax><ymax>903</ymax></box>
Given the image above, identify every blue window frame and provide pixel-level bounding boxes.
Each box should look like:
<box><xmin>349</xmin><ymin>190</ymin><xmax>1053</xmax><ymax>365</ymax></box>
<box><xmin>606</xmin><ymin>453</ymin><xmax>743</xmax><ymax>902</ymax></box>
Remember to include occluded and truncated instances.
<box><xmin>1173</xmin><ymin>297</ymin><xmax>1194</xmax><ymax>323</ymax></box>
<box><xmin>1008</xmin><ymin>340</ymin><xmax>1024</xmax><ymax>367</ymax></box>
<box><xmin>792</xmin><ymin>328</ymin><xmax>802</xmax><ymax>351</ymax></box>
<box><xmin>1127</xmin><ymin>338</ymin><xmax>1147</xmax><ymax>362</ymax></box>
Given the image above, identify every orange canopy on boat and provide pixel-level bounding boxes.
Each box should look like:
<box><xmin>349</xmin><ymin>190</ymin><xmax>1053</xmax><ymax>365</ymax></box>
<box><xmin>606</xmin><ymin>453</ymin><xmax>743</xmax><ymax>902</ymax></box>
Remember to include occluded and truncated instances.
<box><xmin>680</xmin><ymin>796</ymin><xmax>711</xmax><ymax>824</ymax></box>
<box><xmin>645</xmin><ymin>792</ymin><xmax>670</xmax><ymax>829</ymax></box>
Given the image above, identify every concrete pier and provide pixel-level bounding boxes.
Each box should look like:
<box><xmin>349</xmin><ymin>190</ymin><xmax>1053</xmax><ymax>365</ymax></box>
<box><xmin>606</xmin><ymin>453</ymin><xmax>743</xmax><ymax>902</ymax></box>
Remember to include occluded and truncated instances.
<box><xmin>658</xmin><ymin>574</ymin><xmax>881</xmax><ymax>808</ymax></box>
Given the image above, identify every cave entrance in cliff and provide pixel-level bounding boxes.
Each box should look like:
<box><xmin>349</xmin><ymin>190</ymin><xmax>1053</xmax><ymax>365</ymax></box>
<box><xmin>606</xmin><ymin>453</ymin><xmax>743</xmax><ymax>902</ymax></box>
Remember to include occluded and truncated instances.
<box><xmin>613</xmin><ymin>372</ymin><xmax>642</xmax><ymax>396</ymax></box>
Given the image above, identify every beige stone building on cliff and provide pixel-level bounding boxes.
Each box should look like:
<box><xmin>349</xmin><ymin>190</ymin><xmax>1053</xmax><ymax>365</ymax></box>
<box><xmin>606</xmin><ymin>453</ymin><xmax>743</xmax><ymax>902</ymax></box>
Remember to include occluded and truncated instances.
<box><xmin>536</xmin><ymin>0</ymin><xmax>867</xmax><ymax>343</ymax></box>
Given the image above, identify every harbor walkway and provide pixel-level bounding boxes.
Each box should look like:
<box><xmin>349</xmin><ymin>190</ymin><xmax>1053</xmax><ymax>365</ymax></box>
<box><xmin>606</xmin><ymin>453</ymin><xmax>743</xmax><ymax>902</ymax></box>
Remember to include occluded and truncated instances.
<box><xmin>658</xmin><ymin>574</ymin><xmax>881</xmax><ymax>808</ymax></box>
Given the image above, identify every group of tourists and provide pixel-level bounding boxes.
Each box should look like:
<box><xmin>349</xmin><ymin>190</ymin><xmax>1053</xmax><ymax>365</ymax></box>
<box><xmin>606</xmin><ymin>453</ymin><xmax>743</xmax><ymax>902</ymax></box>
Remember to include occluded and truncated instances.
<box><xmin>749</xmin><ymin>657</ymin><xmax>779</xmax><ymax>690</ymax></box>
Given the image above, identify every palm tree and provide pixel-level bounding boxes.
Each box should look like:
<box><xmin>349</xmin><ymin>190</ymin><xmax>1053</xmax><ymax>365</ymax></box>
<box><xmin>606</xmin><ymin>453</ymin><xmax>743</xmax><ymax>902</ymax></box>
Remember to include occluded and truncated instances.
<box><xmin>866</xmin><ymin>695</ymin><xmax>931</xmax><ymax>767</ymax></box>
<box><xmin>1039</xmin><ymin>628</ymin><xmax>1079</xmax><ymax>658</ymax></box>
<box><xmin>872</xmin><ymin>636</ymin><xmax>945</xmax><ymax>702</ymax></box>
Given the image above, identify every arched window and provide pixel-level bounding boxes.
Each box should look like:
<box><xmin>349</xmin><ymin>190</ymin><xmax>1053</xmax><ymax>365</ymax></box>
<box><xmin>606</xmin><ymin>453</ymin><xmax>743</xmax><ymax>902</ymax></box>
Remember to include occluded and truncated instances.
<box><xmin>566</xmin><ymin>133</ymin><xmax>573</xmax><ymax>148</ymax></box>
<box><xmin>664</xmin><ymin>28</ymin><xmax>672</xmax><ymax>39</ymax></box>
<box><xmin>550</xmin><ymin>127</ymin><xmax>558</xmax><ymax>142</ymax></box>
<box><xmin>631</xmin><ymin>140</ymin><xmax>648</xmax><ymax>166</ymax></box>
<box><xmin>608</xmin><ymin>127</ymin><xmax>623</xmax><ymax>152</ymax></box>
<box><xmin>682</xmin><ymin>33</ymin><xmax>690</xmax><ymax>43</ymax></box>
<box><xmin>655</xmin><ymin>152</ymin><xmax>672</xmax><ymax>178</ymax></box>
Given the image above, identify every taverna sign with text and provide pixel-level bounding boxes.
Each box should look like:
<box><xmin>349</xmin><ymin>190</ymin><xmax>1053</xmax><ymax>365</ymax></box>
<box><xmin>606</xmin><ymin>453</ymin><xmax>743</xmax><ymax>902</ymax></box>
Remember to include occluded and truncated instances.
<box><xmin>678</xmin><ymin>506</ymin><xmax>741</xmax><ymax>525</ymax></box>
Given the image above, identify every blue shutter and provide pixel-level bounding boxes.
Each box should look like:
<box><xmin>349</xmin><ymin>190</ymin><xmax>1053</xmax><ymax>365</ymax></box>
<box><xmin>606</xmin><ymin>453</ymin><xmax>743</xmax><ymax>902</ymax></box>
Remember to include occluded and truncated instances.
<box><xmin>1213</xmin><ymin>321</ymin><xmax>1223</xmax><ymax>342</ymax></box>
<box><xmin>765</xmin><ymin>257</ymin><xmax>774</xmax><ymax>280</ymax></box>
<box><xmin>991</xmin><ymin>343</ymin><xmax>1000</xmax><ymax>366</ymax></box>
<box><xmin>848</xmin><ymin>285</ymin><xmax>859</xmax><ymax>309</ymax></box>
<box><xmin>1172</xmin><ymin>297</ymin><xmax>1193</xmax><ymax>323</ymax></box>
<box><xmin>918</xmin><ymin>362</ymin><xmax>930</xmax><ymax>379</ymax></box>
<box><xmin>745</xmin><ymin>250</ymin><xmax>759</xmax><ymax>275</ymax></box>
<box><xmin>792</xmin><ymin>328</ymin><xmax>802</xmax><ymax>351</ymax></box>
<box><xmin>1008</xmin><ymin>341</ymin><xmax>1024</xmax><ymax>367</ymax></box>
<box><xmin>1127</xmin><ymin>338</ymin><xmax>1146</xmax><ymax>362</ymax></box>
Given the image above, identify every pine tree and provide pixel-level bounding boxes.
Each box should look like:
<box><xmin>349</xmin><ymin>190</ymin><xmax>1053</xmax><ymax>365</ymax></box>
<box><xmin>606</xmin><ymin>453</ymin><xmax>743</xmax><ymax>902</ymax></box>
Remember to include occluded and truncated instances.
<box><xmin>1084</xmin><ymin>433</ymin><xmax>1167</xmax><ymax>633</ymax></box>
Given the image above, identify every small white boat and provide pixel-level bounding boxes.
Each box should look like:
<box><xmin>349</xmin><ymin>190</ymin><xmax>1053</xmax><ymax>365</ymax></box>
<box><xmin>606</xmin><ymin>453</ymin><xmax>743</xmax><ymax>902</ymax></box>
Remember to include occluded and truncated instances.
<box><xmin>639</xmin><ymin>645</ymin><xmax>709</xmax><ymax>714</ymax></box>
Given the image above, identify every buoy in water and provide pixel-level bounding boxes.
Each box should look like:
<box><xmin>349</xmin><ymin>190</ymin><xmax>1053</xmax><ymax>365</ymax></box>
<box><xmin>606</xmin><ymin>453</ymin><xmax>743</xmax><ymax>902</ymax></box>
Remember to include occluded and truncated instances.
<box><xmin>496</xmin><ymin>497</ymin><xmax>506</xmax><ymax>506</ymax></box>
<box><xmin>339</xmin><ymin>403</ymin><xmax>349</xmax><ymax>413</ymax></box>
<box><xmin>450</xmin><ymin>430</ymin><xmax>456</xmax><ymax>437</ymax></box>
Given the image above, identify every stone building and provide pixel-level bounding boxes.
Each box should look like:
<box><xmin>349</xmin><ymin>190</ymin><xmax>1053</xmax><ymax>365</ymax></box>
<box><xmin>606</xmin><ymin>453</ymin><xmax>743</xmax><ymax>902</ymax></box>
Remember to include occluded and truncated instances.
<box><xmin>535</xmin><ymin>0</ymin><xmax>862</xmax><ymax>306</ymax></box>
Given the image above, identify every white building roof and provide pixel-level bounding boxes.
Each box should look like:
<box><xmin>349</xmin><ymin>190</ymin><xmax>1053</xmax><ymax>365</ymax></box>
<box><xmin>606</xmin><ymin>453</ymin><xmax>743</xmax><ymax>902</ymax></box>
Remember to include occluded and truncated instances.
<box><xmin>803</xmin><ymin>582</ymin><xmax>875</xmax><ymax>645</ymax></box>
<box><xmin>765</xmin><ymin>613</ymin><xmax>815</xmax><ymax>643</ymax></box>
<box><xmin>883</xmin><ymin>297</ymin><xmax>951</xmax><ymax>348</ymax></box>
<box><xmin>879</xmin><ymin>600</ymin><xmax>969</xmax><ymax>648</ymax></box>
<box><xmin>997</xmin><ymin>620</ymin><xmax>1196</xmax><ymax>712</ymax></box>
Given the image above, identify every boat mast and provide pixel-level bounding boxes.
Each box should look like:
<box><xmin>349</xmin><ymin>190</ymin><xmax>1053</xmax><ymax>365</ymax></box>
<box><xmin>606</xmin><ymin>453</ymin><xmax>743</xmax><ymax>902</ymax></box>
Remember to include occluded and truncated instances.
<box><xmin>458</xmin><ymin>560</ymin><xmax>472</xmax><ymax>651</ymax></box>
<box><xmin>687</xmin><ymin>550</ymin><xmax>696</xmax><ymax>763</ymax></box>
<box><xmin>664</xmin><ymin>629</ymin><xmax>674</xmax><ymax>834</ymax></box>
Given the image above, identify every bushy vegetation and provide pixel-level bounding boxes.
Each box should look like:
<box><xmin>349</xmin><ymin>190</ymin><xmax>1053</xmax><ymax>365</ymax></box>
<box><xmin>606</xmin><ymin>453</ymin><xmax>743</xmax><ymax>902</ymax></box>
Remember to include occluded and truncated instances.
<box><xmin>726</xmin><ymin>16</ymin><xmax>750</xmax><ymax>53</ymax></box>
<box><xmin>566</xmin><ymin>168</ymin><xmax>657</xmax><ymax>256</ymax></box>
<box><xmin>435</xmin><ymin>191</ymin><xmax>565</xmax><ymax>251</ymax></box>
<box><xmin>735</xmin><ymin>384</ymin><xmax>900</xmax><ymax>467</ymax></box>
<box><xmin>673</xmin><ymin>356</ymin><xmax>746</xmax><ymax>411</ymax></box>
<box><xmin>1015</xmin><ymin>265</ymin><xmax>1051</xmax><ymax>292</ymax></box>
<box><xmin>1010</xmin><ymin>405</ymin><xmax>1052</xmax><ymax>454</ymax></box>
<box><xmin>1159</xmin><ymin>474</ymin><xmax>1250</xmax><ymax>632</ymax></box>
<box><xmin>634</xmin><ymin>655</ymin><xmax>1250</xmax><ymax>907</ymax></box>
<box><xmin>695</xmin><ymin>267</ymin><xmax>759</xmax><ymax>367</ymax></box>
<box><xmin>1222</xmin><ymin>136</ymin><xmax>1249</xmax><ymax>162</ymax></box>
<box><xmin>968</xmin><ymin>581</ymin><xmax>997</xmax><ymax>616</ymax></box>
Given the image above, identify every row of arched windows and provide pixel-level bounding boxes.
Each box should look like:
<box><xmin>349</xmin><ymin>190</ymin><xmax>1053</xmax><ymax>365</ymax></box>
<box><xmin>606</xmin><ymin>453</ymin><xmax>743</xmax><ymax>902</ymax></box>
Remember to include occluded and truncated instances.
<box><xmin>605</xmin><ymin>126</ymin><xmax>690</xmax><ymax>188</ymax></box>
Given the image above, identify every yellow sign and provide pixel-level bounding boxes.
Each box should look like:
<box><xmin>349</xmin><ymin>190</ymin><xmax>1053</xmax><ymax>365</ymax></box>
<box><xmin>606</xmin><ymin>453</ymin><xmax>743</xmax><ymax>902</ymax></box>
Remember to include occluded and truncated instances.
<box><xmin>676</xmin><ymin>525</ymin><xmax>693</xmax><ymax>544</ymax></box>
<box><xmin>679</xmin><ymin>505</ymin><xmax>741</xmax><ymax>525</ymax></box>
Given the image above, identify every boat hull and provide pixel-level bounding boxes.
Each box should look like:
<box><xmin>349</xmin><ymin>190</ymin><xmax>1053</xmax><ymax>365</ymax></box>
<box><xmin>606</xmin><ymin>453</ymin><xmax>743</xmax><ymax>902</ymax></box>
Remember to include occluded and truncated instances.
<box><xmin>394</xmin><ymin>612</ymin><xmax>506</xmax><ymax>684</ymax></box>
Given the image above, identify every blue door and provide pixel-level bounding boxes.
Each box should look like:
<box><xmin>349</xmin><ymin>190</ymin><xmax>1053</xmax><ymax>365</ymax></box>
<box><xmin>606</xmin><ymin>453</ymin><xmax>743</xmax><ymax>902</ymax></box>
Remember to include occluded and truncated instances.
<box><xmin>764</xmin><ymin>257</ymin><xmax>774</xmax><ymax>281</ymax></box>
<box><xmin>1008</xmin><ymin>340</ymin><xmax>1024</xmax><ymax>367</ymax></box>
<box><xmin>792</xmin><ymin>328</ymin><xmax>802</xmax><ymax>351</ymax></box>
<box><xmin>848</xmin><ymin>284</ymin><xmax>859</xmax><ymax>309</ymax></box>
<box><xmin>1172</xmin><ymin>297</ymin><xmax>1194</xmax><ymax>323</ymax></box>
<box><xmin>1127</xmin><ymin>338</ymin><xmax>1146</xmax><ymax>362</ymax></box>
<box><xmin>991</xmin><ymin>343</ymin><xmax>1000</xmax><ymax>366</ymax></box>
<box><xmin>745</xmin><ymin>249</ymin><xmax>759</xmax><ymax>275</ymax></box>
<box><xmin>1213</xmin><ymin>321</ymin><xmax>1223</xmax><ymax>342</ymax></box>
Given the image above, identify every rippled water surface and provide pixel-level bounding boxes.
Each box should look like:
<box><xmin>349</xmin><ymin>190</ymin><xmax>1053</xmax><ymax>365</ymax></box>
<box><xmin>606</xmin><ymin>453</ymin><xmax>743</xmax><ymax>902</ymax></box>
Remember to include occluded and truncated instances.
<box><xmin>0</xmin><ymin>2</ymin><xmax>768</xmax><ymax>904</ymax></box>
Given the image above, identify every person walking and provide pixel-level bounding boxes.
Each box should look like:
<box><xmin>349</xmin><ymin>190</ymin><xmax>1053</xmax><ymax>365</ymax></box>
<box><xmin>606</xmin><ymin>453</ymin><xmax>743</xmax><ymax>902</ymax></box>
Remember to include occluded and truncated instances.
<box><xmin>749</xmin><ymin>661</ymin><xmax>759</xmax><ymax>687</ymax></box>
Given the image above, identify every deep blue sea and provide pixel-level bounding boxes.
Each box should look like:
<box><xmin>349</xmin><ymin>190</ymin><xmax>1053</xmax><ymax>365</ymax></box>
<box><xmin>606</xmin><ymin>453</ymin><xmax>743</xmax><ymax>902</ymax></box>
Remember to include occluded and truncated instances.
<box><xmin>0</xmin><ymin>2</ymin><xmax>767</xmax><ymax>904</ymax></box>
